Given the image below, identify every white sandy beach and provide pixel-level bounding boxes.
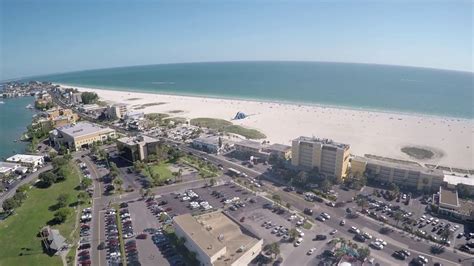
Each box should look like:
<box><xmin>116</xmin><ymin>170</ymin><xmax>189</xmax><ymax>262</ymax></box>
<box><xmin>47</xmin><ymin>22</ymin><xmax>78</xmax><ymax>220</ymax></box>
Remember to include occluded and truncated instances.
<box><xmin>67</xmin><ymin>85</ymin><xmax>473</xmax><ymax>169</ymax></box>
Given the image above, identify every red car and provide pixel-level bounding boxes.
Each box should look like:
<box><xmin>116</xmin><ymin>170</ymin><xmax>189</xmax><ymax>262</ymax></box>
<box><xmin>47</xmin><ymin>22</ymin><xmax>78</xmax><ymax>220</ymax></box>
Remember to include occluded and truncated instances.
<box><xmin>165</xmin><ymin>207</ymin><xmax>172</xmax><ymax>212</ymax></box>
<box><xmin>136</xmin><ymin>233</ymin><xmax>148</xmax><ymax>239</ymax></box>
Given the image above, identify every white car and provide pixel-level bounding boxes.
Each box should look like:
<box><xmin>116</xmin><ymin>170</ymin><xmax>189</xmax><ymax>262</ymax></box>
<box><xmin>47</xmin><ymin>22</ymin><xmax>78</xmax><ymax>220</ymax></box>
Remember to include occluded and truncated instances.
<box><xmin>350</xmin><ymin>226</ymin><xmax>359</xmax><ymax>234</ymax></box>
<box><xmin>330</xmin><ymin>229</ymin><xmax>338</xmax><ymax>235</ymax></box>
<box><xmin>317</xmin><ymin>216</ymin><xmax>326</xmax><ymax>222</ymax></box>
<box><xmin>307</xmin><ymin>248</ymin><xmax>316</xmax><ymax>255</ymax></box>
<box><xmin>370</xmin><ymin>241</ymin><xmax>384</xmax><ymax>250</ymax></box>
<box><xmin>418</xmin><ymin>255</ymin><xmax>428</xmax><ymax>263</ymax></box>
<box><xmin>362</xmin><ymin>232</ymin><xmax>373</xmax><ymax>239</ymax></box>
<box><xmin>375</xmin><ymin>238</ymin><xmax>387</xmax><ymax>246</ymax></box>
<box><xmin>294</xmin><ymin>238</ymin><xmax>303</xmax><ymax>247</ymax></box>
<box><xmin>321</xmin><ymin>212</ymin><xmax>331</xmax><ymax>219</ymax></box>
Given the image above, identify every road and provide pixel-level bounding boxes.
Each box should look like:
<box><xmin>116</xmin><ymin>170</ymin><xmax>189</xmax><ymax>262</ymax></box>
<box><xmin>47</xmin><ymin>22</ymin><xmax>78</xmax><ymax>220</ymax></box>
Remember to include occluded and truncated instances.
<box><xmin>172</xmin><ymin>146</ymin><xmax>471</xmax><ymax>266</ymax></box>
<box><xmin>0</xmin><ymin>163</ymin><xmax>53</xmax><ymax>208</ymax></box>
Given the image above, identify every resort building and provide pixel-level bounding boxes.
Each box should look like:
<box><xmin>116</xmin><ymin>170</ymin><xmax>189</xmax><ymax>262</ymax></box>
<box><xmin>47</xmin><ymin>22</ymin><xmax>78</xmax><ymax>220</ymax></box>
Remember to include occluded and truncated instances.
<box><xmin>352</xmin><ymin>155</ymin><xmax>444</xmax><ymax>191</ymax></box>
<box><xmin>291</xmin><ymin>136</ymin><xmax>350</xmax><ymax>181</ymax></box>
<box><xmin>0</xmin><ymin>162</ymin><xmax>21</xmax><ymax>177</ymax></box>
<box><xmin>117</xmin><ymin>135</ymin><xmax>160</xmax><ymax>162</ymax></box>
<box><xmin>6</xmin><ymin>154</ymin><xmax>44</xmax><ymax>170</ymax></box>
<box><xmin>49</xmin><ymin>122</ymin><xmax>116</xmax><ymax>151</ymax></box>
<box><xmin>38</xmin><ymin>107</ymin><xmax>79</xmax><ymax>128</ymax></box>
<box><xmin>434</xmin><ymin>187</ymin><xmax>474</xmax><ymax>223</ymax></box>
<box><xmin>192</xmin><ymin>136</ymin><xmax>224</xmax><ymax>154</ymax></box>
<box><xmin>234</xmin><ymin>140</ymin><xmax>263</xmax><ymax>156</ymax></box>
<box><xmin>69</xmin><ymin>92</ymin><xmax>82</xmax><ymax>105</ymax></box>
<box><xmin>262</xmin><ymin>143</ymin><xmax>292</xmax><ymax>160</ymax></box>
<box><xmin>107</xmin><ymin>103</ymin><xmax>128</xmax><ymax>120</ymax></box>
<box><xmin>173</xmin><ymin>212</ymin><xmax>263</xmax><ymax>266</ymax></box>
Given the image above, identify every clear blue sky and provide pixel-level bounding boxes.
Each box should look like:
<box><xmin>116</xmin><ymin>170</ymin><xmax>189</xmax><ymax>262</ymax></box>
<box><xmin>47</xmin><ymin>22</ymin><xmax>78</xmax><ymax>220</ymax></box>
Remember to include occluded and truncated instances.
<box><xmin>0</xmin><ymin>0</ymin><xmax>472</xmax><ymax>80</ymax></box>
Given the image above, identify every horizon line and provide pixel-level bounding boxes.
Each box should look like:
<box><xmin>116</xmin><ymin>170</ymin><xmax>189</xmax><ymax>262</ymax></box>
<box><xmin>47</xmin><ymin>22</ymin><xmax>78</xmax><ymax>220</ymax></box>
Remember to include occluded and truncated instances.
<box><xmin>2</xmin><ymin>60</ymin><xmax>473</xmax><ymax>83</ymax></box>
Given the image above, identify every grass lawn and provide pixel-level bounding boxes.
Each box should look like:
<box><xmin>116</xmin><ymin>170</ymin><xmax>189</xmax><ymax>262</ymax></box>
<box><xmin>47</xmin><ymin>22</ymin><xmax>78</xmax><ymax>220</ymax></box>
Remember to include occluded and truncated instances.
<box><xmin>0</xmin><ymin>162</ymin><xmax>81</xmax><ymax>266</ymax></box>
<box><xmin>180</xmin><ymin>155</ymin><xmax>220</xmax><ymax>178</ymax></box>
<box><xmin>142</xmin><ymin>162</ymin><xmax>173</xmax><ymax>182</ymax></box>
<box><xmin>190</xmin><ymin>117</ymin><xmax>266</xmax><ymax>139</ymax></box>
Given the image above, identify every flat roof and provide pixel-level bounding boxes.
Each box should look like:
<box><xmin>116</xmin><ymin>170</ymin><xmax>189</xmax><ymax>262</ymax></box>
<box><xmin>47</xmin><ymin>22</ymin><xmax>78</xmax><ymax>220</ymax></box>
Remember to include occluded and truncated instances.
<box><xmin>353</xmin><ymin>155</ymin><xmax>444</xmax><ymax>177</ymax></box>
<box><xmin>117</xmin><ymin>135</ymin><xmax>158</xmax><ymax>146</ymax></box>
<box><xmin>195</xmin><ymin>212</ymin><xmax>260</xmax><ymax>266</ymax></box>
<box><xmin>193</xmin><ymin>136</ymin><xmax>220</xmax><ymax>146</ymax></box>
<box><xmin>439</xmin><ymin>187</ymin><xmax>459</xmax><ymax>207</ymax></box>
<box><xmin>294</xmin><ymin>136</ymin><xmax>350</xmax><ymax>150</ymax></box>
<box><xmin>264</xmin><ymin>143</ymin><xmax>291</xmax><ymax>153</ymax></box>
<box><xmin>235</xmin><ymin>140</ymin><xmax>262</xmax><ymax>150</ymax></box>
<box><xmin>173</xmin><ymin>213</ymin><xmax>225</xmax><ymax>257</ymax></box>
<box><xmin>57</xmin><ymin>122</ymin><xmax>115</xmax><ymax>138</ymax></box>
<box><xmin>6</xmin><ymin>154</ymin><xmax>44</xmax><ymax>163</ymax></box>
<box><xmin>0</xmin><ymin>162</ymin><xmax>19</xmax><ymax>173</ymax></box>
<box><xmin>443</xmin><ymin>174</ymin><xmax>474</xmax><ymax>187</ymax></box>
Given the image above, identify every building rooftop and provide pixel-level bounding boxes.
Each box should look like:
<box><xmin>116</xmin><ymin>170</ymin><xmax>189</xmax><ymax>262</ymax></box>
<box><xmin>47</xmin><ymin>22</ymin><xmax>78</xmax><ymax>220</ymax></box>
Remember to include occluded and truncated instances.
<box><xmin>443</xmin><ymin>174</ymin><xmax>474</xmax><ymax>187</ymax></box>
<box><xmin>195</xmin><ymin>212</ymin><xmax>261</xmax><ymax>266</ymax></box>
<box><xmin>173</xmin><ymin>213</ymin><xmax>226</xmax><ymax>257</ymax></box>
<box><xmin>193</xmin><ymin>136</ymin><xmax>220</xmax><ymax>146</ymax></box>
<box><xmin>353</xmin><ymin>155</ymin><xmax>444</xmax><ymax>177</ymax></box>
<box><xmin>0</xmin><ymin>162</ymin><xmax>19</xmax><ymax>173</ymax></box>
<box><xmin>6</xmin><ymin>154</ymin><xmax>44</xmax><ymax>163</ymax></box>
<box><xmin>117</xmin><ymin>135</ymin><xmax>159</xmax><ymax>146</ymax></box>
<box><xmin>295</xmin><ymin>136</ymin><xmax>350</xmax><ymax>150</ymax></box>
<box><xmin>439</xmin><ymin>187</ymin><xmax>459</xmax><ymax>208</ymax></box>
<box><xmin>235</xmin><ymin>140</ymin><xmax>262</xmax><ymax>150</ymax></box>
<box><xmin>57</xmin><ymin>122</ymin><xmax>115</xmax><ymax>138</ymax></box>
<box><xmin>264</xmin><ymin>143</ymin><xmax>291</xmax><ymax>153</ymax></box>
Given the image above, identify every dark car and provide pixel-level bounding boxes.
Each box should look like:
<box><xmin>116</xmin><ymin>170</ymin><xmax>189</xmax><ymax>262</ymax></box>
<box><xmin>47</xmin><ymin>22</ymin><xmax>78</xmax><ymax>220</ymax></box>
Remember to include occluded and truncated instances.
<box><xmin>315</xmin><ymin>234</ymin><xmax>327</xmax><ymax>241</ymax></box>
<box><xmin>392</xmin><ymin>251</ymin><xmax>407</xmax><ymax>260</ymax></box>
<box><xmin>304</xmin><ymin>208</ymin><xmax>313</xmax><ymax>215</ymax></box>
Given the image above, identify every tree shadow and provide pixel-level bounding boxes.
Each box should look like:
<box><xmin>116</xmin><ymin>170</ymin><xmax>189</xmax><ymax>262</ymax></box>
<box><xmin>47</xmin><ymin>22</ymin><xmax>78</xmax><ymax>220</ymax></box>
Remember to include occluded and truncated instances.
<box><xmin>69</xmin><ymin>201</ymin><xmax>80</xmax><ymax>208</ymax></box>
<box><xmin>35</xmin><ymin>181</ymin><xmax>52</xmax><ymax>189</ymax></box>
<box><xmin>48</xmin><ymin>203</ymin><xmax>62</xmax><ymax>212</ymax></box>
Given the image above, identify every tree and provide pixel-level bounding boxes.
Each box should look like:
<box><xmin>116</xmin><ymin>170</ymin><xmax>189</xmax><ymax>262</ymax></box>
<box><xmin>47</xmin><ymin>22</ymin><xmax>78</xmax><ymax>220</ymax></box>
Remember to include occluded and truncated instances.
<box><xmin>288</xmin><ymin>228</ymin><xmax>298</xmax><ymax>241</ymax></box>
<box><xmin>320</xmin><ymin>179</ymin><xmax>331</xmax><ymax>192</ymax></box>
<box><xmin>77</xmin><ymin>191</ymin><xmax>90</xmax><ymax>204</ymax></box>
<box><xmin>54</xmin><ymin>208</ymin><xmax>72</xmax><ymax>224</ymax></box>
<box><xmin>356</xmin><ymin>197</ymin><xmax>368</xmax><ymax>211</ymax></box>
<box><xmin>393</xmin><ymin>210</ymin><xmax>404</xmax><ymax>227</ymax></box>
<box><xmin>16</xmin><ymin>184</ymin><xmax>30</xmax><ymax>193</ymax></box>
<box><xmin>210</xmin><ymin>178</ymin><xmax>216</xmax><ymax>186</ymax></box>
<box><xmin>39</xmin><ymin>171</ymin><xmax>58</xmax><ymax>187</ymax></box>
<box><xmin>357</xmin><ymin>247</ymin><xmax>370</xmax><ymax>261</ymax></box>
<box><xmin>81</xmin><ymin>92</ymin><xmax>99</xmax><ymax>104</ymax></box>
<box><xmin>113</xmin><ymin>178</ymin><xmax>123</xmax><ymax>189</ymax></box>
<box><xmin>2</xmin><ymin>198</ymin><xmax>20</xmax><ymax>212</ymax></box>
<box><xmin>285</xmin><ymin>202</ymin><xmax>291</xmax><ymax>209</ymax></box>
<box><xmin>80</xmin><ymin>178</ymin><xmax>92</xmax><ymax>189</ymax></box>
<box><xmin>57</xmin><ymin>193</ymin><xmax>71</xmax><ymax>208</ymax></box>
<box><xmin>440</xmin><ymin>228</ymin><xmax>453</xmax><ymax>245</ymax></box>
<box><xmin>13</xmin><ymin>192</ymin><xmax>27</xmax><ymax>203</ymax></box>
<box><xmin>218</xmin><ymin>137</ymin><xmax>223</xmax><ymax>148</ymax></box>
<box><xmin>295</xmin><ymin>170</ymin><xmax>308</xmax><ymax>185</ymax></box>
<box><xmin>272</xmin><ymin>194</ymin><xmax>281</xmax><ymax>205</ymax></box>
<box><xmin>264</xmin><ymin>242</ymin><xmax>280</xmax><ymax>258</ymax></box>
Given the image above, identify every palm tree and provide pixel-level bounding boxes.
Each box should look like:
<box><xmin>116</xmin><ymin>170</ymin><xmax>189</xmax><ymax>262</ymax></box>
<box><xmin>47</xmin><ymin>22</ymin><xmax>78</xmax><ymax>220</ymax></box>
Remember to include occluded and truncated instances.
<box><xmin>393</xmin><ymin>210</ymin><xmax>404</xmax><ymax>227</ymax></box>
<box><xmin>356</xmin><ymin>197</ymin><xmax>368</xmax><ymax>211</ymax></box>
<box><xmin>440</xmin><ymin>228</ymin><xmax>453</xmax><ymax>246</ymax></box>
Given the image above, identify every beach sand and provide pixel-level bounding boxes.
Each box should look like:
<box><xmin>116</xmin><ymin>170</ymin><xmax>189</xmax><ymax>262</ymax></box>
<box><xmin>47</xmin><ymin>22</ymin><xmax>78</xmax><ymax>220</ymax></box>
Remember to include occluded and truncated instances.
<box><xmin>66</xmin><ymin>85</ymin><xmax>474</xmax><ymax>169</ymax></box>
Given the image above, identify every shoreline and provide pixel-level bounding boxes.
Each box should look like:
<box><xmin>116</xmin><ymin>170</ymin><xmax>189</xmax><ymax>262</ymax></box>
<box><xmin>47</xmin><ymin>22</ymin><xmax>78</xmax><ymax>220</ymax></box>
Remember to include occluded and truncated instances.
<box><xmin>56</xmin><ymin>82</ymin><xmax>473</xmax><ymax>121</ymax></box>
<box><xmin>59</xmin><ymin>84</ymin><xmax>474</xmax><ymax>169</ymax></box>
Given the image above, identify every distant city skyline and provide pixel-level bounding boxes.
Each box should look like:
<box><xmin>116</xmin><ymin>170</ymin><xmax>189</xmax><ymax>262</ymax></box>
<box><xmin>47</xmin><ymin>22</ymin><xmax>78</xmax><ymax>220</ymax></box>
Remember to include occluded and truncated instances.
<box><xmin>1</xmin><ymin>0</ymin><xmax>472</xmax><ymax>80</ymax></box>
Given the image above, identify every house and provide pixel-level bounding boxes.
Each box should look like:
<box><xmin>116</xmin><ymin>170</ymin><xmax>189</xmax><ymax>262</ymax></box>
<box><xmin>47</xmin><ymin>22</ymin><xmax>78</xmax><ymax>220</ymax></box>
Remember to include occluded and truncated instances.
<box><xmin>6</xmin><ymin>154</ymin><xmax>44</xmax><ymax>170</ymax></box>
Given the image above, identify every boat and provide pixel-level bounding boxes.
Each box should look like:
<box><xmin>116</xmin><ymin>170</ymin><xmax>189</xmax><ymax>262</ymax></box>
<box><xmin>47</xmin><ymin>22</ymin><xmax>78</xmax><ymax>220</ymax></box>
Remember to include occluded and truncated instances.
<box><xmin>26</xmin><ymin>104</ymin><xmax>33</xmax><ymax>109</ymax></box>
<box><xmin>0</xmin><ymin>101</ymin><xmax>4</xmax><ymax>104</ymax></box>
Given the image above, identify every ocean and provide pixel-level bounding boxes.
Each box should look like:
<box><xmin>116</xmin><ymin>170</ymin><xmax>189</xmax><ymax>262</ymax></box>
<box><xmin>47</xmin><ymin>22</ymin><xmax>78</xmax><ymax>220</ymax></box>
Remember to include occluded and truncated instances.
<box><xmin>0</xmin><ymin>97</ymin><xmax>36</xmax><ymax>159</ymax></box>
<box><xmin>34</xmin><ymin>62</ymin><xmax>474</xmax><ymax>119</ymax></box>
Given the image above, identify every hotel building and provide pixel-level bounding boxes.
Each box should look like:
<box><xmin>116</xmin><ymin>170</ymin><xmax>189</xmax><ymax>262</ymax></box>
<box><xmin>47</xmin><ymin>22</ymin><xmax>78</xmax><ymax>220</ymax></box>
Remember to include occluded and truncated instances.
<box><xmin>49</xmin><ymin>122</ymin><xmax>116</xmax><ymax>151</ymax></box>
<box><xmin>291</xmin><ymin>136</ymin><xmax>350</xmax><ymax>181</ymax></box>
<box><xmin>351</xmin><ymin>155</ymin><xmax>444</xmax><ymax>191</ymax></box>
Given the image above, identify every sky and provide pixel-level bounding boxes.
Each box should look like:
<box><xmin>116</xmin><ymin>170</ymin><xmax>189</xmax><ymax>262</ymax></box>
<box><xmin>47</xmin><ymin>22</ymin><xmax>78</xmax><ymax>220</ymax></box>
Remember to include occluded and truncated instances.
<box><xmin>0</xmin><ymin>0</ymin><xmax>472</xmax><ymax>80</ymax></box>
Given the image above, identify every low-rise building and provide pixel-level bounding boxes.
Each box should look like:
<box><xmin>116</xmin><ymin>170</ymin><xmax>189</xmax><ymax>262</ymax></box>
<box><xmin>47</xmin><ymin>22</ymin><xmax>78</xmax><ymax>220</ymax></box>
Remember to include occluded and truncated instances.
<box><xmin>192</xmin><ymin>136</ymin><xmax>232</xmax><ymax>154</ymax></box>
<box><xmin>39</xmin><ymin>107</ymin><xmax>79</xmax><ymax>128</ymax></box>
<box><xmin>435</xmin><ymin>187</ymin><xmax>474</xmax><ymax>223</ymax></box>
<box><xmin>352</xmin><ymin>155</ymin><xmax>444</xmax><ymax>191</ymax></box>
<box><xmin>6</xmin><ymin>154</ymin><xmax>44</xmax><ymax>169</ymax></box>
<box><xmin>0</xmin><ymin>162</ymin><xmax>21</xmax><ymax>177</ymax></box>
<box><xmin>173</xmin><ymin>212</ymin><xmax>263</xmax><ymax>266</ymax></box>
<box><xmin>117</xmin><ymin>135</ymin><xmax>160</xmax><ymax>161</ymax></box>
<box><xmin>234</xmin><ymin>140</ymin><xmax>263</xmax><ymax>155</ymax></box>
<box><xmin>443</xmin><ymin>174</ymin><xmax>474</xmax><ymax>194</ymax></box>
<box><xmin>262</xmin><ymin>143</ymin><xmax>292</xmax><ymax>160</ymax></box>
<box><xmin>49</xmin><ymin>122</ymin><xmax>116</xmax><ymax>151</ymax></box>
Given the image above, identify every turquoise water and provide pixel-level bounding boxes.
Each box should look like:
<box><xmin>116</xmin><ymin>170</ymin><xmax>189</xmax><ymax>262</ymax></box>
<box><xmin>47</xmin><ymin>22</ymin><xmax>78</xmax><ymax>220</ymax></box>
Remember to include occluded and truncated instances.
<box><xmin>35</xmin><ymin>61</ymin><xmax>473</xmax><ymax>118</ymax></box>
<box><xmin>0</xmin><ymin>97</ymin><xmax>35</xmax><ymax>159</ymax></box>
